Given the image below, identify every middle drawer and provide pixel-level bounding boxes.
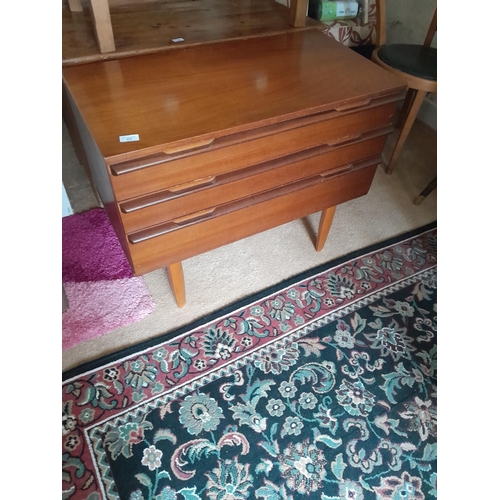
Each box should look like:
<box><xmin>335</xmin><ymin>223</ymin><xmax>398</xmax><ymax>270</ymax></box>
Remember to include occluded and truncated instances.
<box><xmin>118</xmin><ymin>128</ymin><xmax>389</xmax><ymax>233</ymax></box>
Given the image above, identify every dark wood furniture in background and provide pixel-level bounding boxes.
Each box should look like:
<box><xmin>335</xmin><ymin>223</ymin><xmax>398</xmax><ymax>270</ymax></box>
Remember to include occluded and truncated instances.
<box><xmin>63</xmin><ymin>29</ymin><xmax>405</xmax><ymax>306</ymax></box>
<box><xmin>62</xmin><ymin>0</ymin><xmax>322</xmax><ymax>65</ymax></box>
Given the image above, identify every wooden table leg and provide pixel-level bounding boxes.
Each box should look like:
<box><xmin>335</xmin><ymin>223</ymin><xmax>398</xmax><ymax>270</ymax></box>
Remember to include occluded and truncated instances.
<box><xmin>315</xmin><ymin>206</ymin><xmax>336</xmax><ymax>251</ymax></box>
<box><xmin>289</xmin><ymin>0</ymin><xmax>308</xmax><ymax>27</ymax></box>
<box><xmin>89</xmin><ymin>0</ymin><xmax>116</xmax><ymax>54</ymax></box>
<box><xmin>166</xmin><ymin>262</ymin><xmax>186</xmax><ymax>308</ymax></box>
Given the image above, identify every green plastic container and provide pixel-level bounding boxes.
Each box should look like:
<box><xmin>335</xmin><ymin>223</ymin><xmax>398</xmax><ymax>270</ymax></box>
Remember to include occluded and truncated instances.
<box><xmin>308</xmin><ymin>0</ymin><xmax>359</xmax><ymax>22</ymax></box>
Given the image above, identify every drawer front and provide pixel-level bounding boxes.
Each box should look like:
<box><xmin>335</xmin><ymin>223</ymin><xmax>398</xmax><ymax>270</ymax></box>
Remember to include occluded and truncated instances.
<box><xmin>109</xmin><ymin>102</ymin><xmax>396</xmax><ymax>201</ymax></box>
<box><xmin>126</xmin><ymin>164</ymin><xmax>378</xmax><ymax>274</ymax></box>
<box><xmin>118</xmin><ymin>130</ymin><xmax>389</xmax><ymax>233</ymax></box>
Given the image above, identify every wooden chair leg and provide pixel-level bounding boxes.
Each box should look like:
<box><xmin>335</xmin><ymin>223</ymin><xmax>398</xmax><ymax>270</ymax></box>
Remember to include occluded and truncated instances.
<box><xmin>396</xmin><ymin>89</ymin><xmax>417</xmax><ymax>128</ymax></box>
<box><xmin>315</xmin><ymin>206</ymin><xmax>336</xmax><ymax>251</ymax></box>
<box><xmin>166</xmin><ymin>262</ymin><xmax>186</xmax><ymax>308</ymax></box>
<box><xmin>386</xmin><ymin>89</ymin><xmax>427</xmax><ymax>175</ymax></box>
<box><xmin>89</xmin><ymin>0</ymin><xmax>116</xmax><ymax>53</ymax></box>
<box><xmin>414</xmin><ymin>176</ymin><xmax>437</xmax><ymax>205</ymax></box>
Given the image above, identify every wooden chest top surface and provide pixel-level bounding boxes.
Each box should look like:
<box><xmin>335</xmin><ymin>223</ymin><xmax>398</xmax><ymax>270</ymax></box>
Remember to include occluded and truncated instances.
<box><xmin>62</xmin><ymin>29</ymin><xmax>405</xmax><ymax>160</ymax></box>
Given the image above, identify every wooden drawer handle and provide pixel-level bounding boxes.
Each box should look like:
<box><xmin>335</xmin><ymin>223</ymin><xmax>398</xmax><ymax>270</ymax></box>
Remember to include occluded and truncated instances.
<box><xmin>128</xmin><ymin>208</ymin><xmax>217</xmax><ymax>243</ymax></box>
<box><xmin>168</xmin><ymin>176</ymin><xmax>216</xmax><ymax>194</ymax></box>
<box><xmin>334</xmin><ymin>99</ymin><xmax>372</xmax><ymax>112</ymax></box>
<box><xmin>110</xmin><ymin>139</ymin><xmax>215</xmax><ymax>176</ymax></box>
<box><xmin>120</xmin><ymin>176</ymin><xmax>217</xmax><ymax>213</ymax></box>
<box><xmin>319</xmin><ymin>154</ymin><xmax>382</xmax><ymax>181</ymax></box>
<box><xmin>320</xmin><ymin>164</ymin><xmax>354</xmax><ymax>179</ymax></box>
<box><xmin>162</xmin><ymin>138</ymin><xmax>215</xmax><ymax>155</ymax></box>
<box><xmin>171</xmin><ymin>208</ymin><xmax>216</xmax><ymax>226</ymax></box>
<box><xmin>110</xmin><ymin>152</ymin><xmax>169</xmax><ymax>175</ymax></box>
<box><xmin>324</xmin><ymin>124</ymin><xmax>393</xmax><ymax>149</ymax></box>
<box><xmin>326</xmin><ymin>133</ymin><xmax>362</xmax><ymax>147</ymax></box>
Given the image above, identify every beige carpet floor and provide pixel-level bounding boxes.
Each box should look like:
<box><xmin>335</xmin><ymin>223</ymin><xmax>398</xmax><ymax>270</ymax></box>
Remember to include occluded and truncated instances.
<box><xmin>62</xmin><ymin>117</ymin><xmax>437</xmax><ymax>373</ymax></box>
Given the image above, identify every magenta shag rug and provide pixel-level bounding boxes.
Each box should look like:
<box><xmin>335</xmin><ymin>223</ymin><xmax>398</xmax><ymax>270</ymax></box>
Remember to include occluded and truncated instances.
<box><xmin>62</xmin><ymin>208</ymin><xmax>154</xmax><ymax>350</ymax></box>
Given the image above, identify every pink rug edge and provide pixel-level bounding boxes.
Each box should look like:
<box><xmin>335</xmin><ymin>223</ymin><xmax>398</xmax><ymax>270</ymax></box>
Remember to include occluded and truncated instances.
<box><xmin>62</xmin><ymin>277</ymin><xmax>155</xmax><ymax>351</ymax></box>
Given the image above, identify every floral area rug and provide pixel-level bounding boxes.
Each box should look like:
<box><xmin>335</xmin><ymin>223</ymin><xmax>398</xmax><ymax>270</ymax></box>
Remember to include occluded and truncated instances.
<box><xmin>62</xmin><ymin>208</ymin><xmax>155</xmax><ymax>350</ymax></box>
<box><xmin>62</xmin><ymin>222</ymin><xmax>437</xmax><ymax>500</ymax></box>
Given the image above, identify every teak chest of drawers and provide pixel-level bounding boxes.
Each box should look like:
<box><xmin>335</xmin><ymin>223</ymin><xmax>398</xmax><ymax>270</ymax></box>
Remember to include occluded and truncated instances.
<box><xmin>63</xmin><ymin>29</ymin><xmax>406</xmax><ymax>307</ymax></box>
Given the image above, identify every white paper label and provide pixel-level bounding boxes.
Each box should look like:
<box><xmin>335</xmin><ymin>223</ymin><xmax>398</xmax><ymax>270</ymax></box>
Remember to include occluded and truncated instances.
<box><xmin>172</xmin><ymin>38</ymin><xmax>185</xmax><ymax>43</ymax></box>
<box><xmin>336</xmin><ymin>1</ymin><xmax>358</xmax><ymax>16</ymax></box>
<box><xmin>119</xmin><ymin>134</ymin><xmax>140</xmax><ymax>143</ymax></box>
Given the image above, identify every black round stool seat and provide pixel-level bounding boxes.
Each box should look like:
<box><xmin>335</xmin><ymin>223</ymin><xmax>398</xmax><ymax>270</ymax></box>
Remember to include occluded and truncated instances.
<box><xmin>377</xmin><ymin>44</ymin><xmax>437</xmax><ymax>81</ymax></box>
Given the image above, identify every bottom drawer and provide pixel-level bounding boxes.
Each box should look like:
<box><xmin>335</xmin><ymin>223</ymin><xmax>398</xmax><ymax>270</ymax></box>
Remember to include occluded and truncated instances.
<box><xmin>127</xmin><ymin>163</ymin><xmax>378</xmax><ymax>274</ymax></box>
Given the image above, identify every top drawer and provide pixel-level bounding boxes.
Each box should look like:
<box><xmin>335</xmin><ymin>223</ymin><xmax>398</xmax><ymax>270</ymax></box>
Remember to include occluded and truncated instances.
<box><xmin>108</xmin><ymin>100</ymin><xmax>398</xmax><ymax>201</ymax></box>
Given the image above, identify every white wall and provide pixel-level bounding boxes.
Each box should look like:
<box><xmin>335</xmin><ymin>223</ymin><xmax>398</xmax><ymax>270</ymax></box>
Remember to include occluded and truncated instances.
<box><xmin>62</xmin><ymin>183</ymin><xmax>73</xmax><ymax>217</ymax></box>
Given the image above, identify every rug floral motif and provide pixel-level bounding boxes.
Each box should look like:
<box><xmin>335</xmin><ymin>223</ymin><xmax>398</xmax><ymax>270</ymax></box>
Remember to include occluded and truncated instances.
<box><xmin>62</xmin><ymin>225</ymin><xmax>437</xmax><ymax>500</ymax></box>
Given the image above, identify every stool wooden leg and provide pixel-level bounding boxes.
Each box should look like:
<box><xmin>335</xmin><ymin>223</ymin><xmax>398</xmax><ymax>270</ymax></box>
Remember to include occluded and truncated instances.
<box><xmin>414</xmin><ymin>176</ymin><xmax>437</xmax><ymax>205</ymax></box>
<box><xmin>386</xmin><ymin>89</ymin><xmax>427</xmax><ymax>175</ymax></box>
<box><xmin>316</xmin><ymin>206</ymin><xmax>336</xmax><ymax>251</ymax></box>
<box><xmin>166</xmin><ymin>262</ymin><xmax>186</xmax><ymax>308</ymax></box>
<box><xmin>396</xmin><ymin>89</ymin><xmax>417</xmax><ymax>128</ymax></box>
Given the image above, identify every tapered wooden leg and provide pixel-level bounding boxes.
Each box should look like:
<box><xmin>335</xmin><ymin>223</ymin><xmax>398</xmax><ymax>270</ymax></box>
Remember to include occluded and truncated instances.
<box><xmin>166</xmin><ymin>262</ymin><xmax>186</xmax><ymax>308</ymax></box>
<box><xmin>396</xmin><ymin>89</ymin><xmax>417</xmax><ymax>128</ymax></box>
<box><xmin>289</xmin><ymin>0</ymin><xmax>308</xmax><ymax>27</ymax></box>
<box><xmin>414</xmin><ymin>176</ymin><xmax>437</xmax><ymax>205</ymax></box>
<box><xmin>386</xmin><ymin>89</ymin><xmax>427</xmax><ymax>175</ymax></box>
<box><xmin>316</xmin><ymin>206</ymin><xmax>337</xmax><ymax>251</ymax></box>
<box><xmin>89</xmin><ymin>0</ymin><xmax>116</xmax><ymax>53</ymax></box>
